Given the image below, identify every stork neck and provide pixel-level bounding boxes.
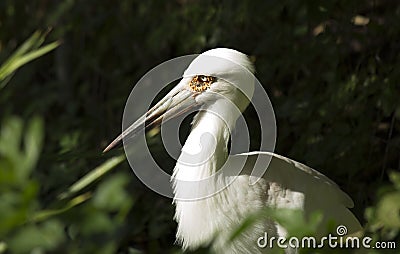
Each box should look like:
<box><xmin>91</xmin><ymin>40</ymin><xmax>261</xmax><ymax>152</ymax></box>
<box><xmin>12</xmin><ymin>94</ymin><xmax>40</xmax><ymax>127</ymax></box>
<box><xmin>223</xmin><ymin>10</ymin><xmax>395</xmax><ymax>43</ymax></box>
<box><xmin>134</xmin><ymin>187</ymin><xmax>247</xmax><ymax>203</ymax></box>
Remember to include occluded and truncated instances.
<box><xmin>172</xmin><ymin>102</ymin><xmax>241</xmax><ymax>247</ymax></box>
<box><xmin>176</xmin><ymin>102</ymin><xmax>237</xmax><ymax>179</ymax></box>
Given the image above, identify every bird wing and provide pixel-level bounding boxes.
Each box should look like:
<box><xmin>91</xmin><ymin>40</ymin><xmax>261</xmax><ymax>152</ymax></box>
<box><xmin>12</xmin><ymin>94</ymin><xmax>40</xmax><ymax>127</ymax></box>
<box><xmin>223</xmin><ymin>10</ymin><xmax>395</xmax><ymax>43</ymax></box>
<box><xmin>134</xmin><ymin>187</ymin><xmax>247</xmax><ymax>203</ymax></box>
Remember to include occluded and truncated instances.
<box><xmin>230</xmin><ymin>151</ymin><xmax>362</xmax><ymax>235</ymax></box>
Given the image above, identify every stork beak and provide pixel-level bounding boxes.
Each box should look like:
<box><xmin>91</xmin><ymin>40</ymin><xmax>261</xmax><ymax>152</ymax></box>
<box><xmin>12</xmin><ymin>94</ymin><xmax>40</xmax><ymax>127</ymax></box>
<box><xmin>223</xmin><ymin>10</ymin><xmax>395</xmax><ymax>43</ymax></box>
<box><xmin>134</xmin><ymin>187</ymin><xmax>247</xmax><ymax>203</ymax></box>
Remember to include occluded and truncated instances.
<box><xmin>103</xmin><ymin>83</ymin><xmax>198</xmax><ymax>153</ymax></box>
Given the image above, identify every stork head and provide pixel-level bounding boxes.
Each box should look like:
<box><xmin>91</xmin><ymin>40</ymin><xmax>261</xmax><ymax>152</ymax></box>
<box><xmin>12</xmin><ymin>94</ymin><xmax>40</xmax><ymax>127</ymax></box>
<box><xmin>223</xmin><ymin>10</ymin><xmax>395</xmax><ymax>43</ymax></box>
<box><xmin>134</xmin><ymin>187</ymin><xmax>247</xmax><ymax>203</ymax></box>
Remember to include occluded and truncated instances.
<box><xmin>184</xmin><ymin>48</ymin><xmax>255</xmax><ymax>112</ymax></box>
<box><xmin>103</xmin><ymin>48</ymin><xmax>255</xmax><ymax>152</ymax></box>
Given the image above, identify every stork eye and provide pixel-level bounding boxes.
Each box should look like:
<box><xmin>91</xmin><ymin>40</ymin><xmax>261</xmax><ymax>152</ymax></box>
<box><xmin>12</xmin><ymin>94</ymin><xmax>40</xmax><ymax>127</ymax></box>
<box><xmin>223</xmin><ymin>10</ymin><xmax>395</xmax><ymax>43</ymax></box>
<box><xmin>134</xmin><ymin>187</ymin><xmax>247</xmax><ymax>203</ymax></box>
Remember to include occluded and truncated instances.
<box><xmin>189</xmin><ymin>75</ymin><xmax>216</xmax><ymax>92</ymax></box>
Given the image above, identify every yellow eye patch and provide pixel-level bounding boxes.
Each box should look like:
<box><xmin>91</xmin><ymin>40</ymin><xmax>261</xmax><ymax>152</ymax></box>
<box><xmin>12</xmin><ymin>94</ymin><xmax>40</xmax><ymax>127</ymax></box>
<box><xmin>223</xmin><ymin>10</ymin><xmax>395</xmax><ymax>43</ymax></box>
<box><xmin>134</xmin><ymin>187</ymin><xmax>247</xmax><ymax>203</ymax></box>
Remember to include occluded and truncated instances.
<box><xmin>189</xmin><ymin>75</ymin><xmax>216</xmax><ymax>92</ymax></box>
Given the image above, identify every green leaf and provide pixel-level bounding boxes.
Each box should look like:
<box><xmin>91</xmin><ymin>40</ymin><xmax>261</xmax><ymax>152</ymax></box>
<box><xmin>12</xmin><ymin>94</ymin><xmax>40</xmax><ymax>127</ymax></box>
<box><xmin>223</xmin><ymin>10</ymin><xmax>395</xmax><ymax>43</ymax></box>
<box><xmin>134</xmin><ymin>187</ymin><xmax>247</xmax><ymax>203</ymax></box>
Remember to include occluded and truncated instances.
<box><xmin>58</xmin><ymin>155</ymin><xmax>125</xmax><ymax>199</ymax></box>
<box><xmin>93</xmin><ymin>173</ymin><xmax>130</xmax><ymax>211</ymax></box>
<box><xmin>23</xmin><ymin>117</ymin><xmax>44</xmax><ymax>175</ymax></box>
<box><xmin>0</xmin><ymin>117</ymin><xmax>23</xmax><ymax>161</ymax></box>
<box><xmin>228</xmin><ymin>213</ymin><xmax>258</xmax><ymax>242</ymax></box>
<box><xmin>0</xmin><ymin>30</ymin><xmax>60</xmax><ymax>89</ymax></box>
<box><xmin>30</xmin><ymin>193</ymin><xmax>92</xmax><ymax>223</ymax></box>
<box><xmin>376</xmin><ymin>192</ymin><xmax>400</xmax><ymax>229</ymax></box>
<box><xmin>8</xmin><ymin>220</ymin><xmax>65</xmax><ymax>254</ymax></box>
<box><xmin>229</xmin><ymin>208</ymin><xmax>322</xmax><ymax>243</ymax></box>
<box><xmin>0</xmin><ymin>117</ymin><xmax>44</xmax><ymax>183</ymax></box>
<box><xmin>389</xmin><ymin>171</ymin><xmax>400</xmax><ymax>190</ymax></box>
<box><xmin>2</xmin><ymin>41</ymin><xmax>59</xmax><ymax>79</ymax></box>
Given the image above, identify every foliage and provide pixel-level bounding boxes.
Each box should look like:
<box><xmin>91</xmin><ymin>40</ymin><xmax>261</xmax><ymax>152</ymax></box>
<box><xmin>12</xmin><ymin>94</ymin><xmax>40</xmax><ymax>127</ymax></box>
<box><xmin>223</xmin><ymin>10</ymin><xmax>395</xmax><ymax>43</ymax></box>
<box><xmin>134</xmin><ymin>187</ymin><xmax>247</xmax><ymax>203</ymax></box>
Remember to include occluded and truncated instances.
<box><xmin>0</xmin><ymin>30</ymin><xmax>59</xmax><ymax>89</ymax></box>
<box><xmin>364</xmin><ymin>171</ymin><xmax>400</xmax><ymax>253</ymax></box>
<box><xmin>0</xmin><ymin>0</ymin><xmax>399</xmax><ymax>253</ymax></box>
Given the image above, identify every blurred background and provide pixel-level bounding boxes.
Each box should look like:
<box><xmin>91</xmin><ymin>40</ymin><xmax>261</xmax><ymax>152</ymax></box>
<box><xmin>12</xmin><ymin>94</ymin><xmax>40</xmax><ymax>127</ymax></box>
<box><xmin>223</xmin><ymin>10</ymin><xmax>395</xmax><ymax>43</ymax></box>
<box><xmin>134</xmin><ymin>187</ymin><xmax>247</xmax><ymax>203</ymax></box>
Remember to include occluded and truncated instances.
<box><xmin>0</xmin><ymin>0</ymin><xmax>399</xmax><ymax>253</ymax></box>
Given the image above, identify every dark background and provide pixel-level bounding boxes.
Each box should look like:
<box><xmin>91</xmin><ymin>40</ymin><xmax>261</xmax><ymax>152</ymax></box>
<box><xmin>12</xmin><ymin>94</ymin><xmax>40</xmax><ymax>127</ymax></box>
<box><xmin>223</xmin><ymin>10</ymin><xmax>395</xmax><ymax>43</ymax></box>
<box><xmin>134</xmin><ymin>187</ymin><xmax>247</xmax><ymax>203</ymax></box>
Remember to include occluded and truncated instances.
<box><xmin>0</xmin><ymin>0</ymin><xmax>399</xmax><ymax>253</ymax></box>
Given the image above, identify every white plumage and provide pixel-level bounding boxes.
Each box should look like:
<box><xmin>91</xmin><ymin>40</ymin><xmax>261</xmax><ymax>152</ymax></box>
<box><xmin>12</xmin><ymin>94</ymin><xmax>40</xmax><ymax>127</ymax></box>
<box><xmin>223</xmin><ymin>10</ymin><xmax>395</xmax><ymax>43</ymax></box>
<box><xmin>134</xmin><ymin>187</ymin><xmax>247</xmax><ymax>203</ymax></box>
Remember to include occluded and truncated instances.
<box><xmin>104</xmin><ymin>48</ymin><xmax>362</xmax><ymax>253</ymax></box>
